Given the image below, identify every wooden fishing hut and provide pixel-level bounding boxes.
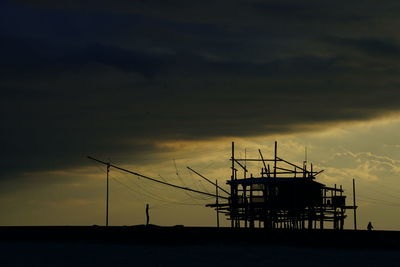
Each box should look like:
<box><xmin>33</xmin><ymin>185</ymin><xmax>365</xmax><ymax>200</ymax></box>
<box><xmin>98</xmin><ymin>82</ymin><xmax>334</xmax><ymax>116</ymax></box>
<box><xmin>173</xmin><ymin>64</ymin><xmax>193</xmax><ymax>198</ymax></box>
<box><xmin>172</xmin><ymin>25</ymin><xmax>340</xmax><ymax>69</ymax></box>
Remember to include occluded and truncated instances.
<box><xmin>208</xmin><ymin>142</ymin><xmax>357</xmax><ymax>230</ymax></box>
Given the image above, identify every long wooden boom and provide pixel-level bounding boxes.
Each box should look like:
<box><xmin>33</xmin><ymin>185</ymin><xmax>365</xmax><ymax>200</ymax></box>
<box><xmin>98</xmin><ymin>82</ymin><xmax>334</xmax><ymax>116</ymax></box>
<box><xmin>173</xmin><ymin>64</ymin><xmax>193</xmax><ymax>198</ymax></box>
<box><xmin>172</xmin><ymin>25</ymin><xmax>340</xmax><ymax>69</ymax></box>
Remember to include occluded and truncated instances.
<box><xmin>87</xmin><ymin>156</ymin><xmax>228</xmax><ymax>200</ymax></box>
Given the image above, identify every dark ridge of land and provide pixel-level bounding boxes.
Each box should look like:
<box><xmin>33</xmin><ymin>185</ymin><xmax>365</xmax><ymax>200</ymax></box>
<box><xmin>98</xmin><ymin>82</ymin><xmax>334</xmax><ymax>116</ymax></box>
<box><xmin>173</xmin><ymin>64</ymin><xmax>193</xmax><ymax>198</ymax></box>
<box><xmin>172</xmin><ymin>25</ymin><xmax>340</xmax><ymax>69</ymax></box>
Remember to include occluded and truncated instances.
<box><xmin>0</xmin><ymin>226</ymin><xmax>398</xmax><ymax>249</ymax></box>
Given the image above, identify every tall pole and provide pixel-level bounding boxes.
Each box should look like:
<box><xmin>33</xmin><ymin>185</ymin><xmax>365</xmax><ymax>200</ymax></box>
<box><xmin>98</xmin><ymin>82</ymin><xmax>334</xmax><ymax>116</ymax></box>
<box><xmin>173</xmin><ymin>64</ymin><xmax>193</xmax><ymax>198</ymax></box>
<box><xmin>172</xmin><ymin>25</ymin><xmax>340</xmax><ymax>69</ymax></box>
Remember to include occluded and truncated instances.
<box><xmin>274</xmin><ymin>141</ymin><xmax>277</xmax><ymax>178</ymax></box>
<box><xmin>231</xmin><ymin>142</ymin><xmax>235</xmax><ymax>227</ymax></box>
<box><xmin>244</xmin><ymin>148</ymin><xmax>247</xmax><ymax>179</ymax></box>
<box><xmin>216</xmin><ymin>180</ymin><xmax>220</xmax><ymax>228</ymax></box>
<box><xmin>106</xmin><ymin>163</ymin><xmax>110</xmax><ymax>227</ymax></box>
<box><xmin>232</xmin><ymin>142</ymin><xmax>235</xmax><ymax>180</ymax></box>
<box><xmin>353</xmin><ymin>178</ymin><xmax>357</xmax><ymax>230</ymax></box>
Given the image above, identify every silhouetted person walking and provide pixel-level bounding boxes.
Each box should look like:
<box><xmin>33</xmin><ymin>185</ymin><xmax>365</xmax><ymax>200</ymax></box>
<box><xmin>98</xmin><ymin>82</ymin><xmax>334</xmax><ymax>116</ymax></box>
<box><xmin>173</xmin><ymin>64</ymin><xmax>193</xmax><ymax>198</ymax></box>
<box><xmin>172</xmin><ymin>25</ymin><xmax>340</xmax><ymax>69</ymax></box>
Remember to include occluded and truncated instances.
<box><xmin>367</xmin><ymin>221</ymin><xmax>373</xmax><ymax>231</ymax></box>
<box><xmin>146</xmin><ymin>204</ymin><xmax>150</xmax><ymax>226</ymax></box>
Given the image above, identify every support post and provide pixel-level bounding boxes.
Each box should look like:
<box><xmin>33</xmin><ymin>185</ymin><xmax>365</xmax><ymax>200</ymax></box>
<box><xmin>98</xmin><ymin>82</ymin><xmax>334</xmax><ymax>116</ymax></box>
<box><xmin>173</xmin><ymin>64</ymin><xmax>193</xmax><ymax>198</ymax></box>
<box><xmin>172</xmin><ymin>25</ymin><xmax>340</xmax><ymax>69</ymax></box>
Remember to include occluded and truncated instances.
<box><xmin>320</xmin><ymin>188</ymin><xmax>325</xmax><ymax>230</ymax></box>
<box><xmin>340</xmin><ymin>185</ymin><xmax>344</xmax><ymax>230</ymax></box>
<box><xmin>244</xmin><ymin>185</ymin><xmax>247</xmax><ymax>228</ymax></box>
<box><xmin>106</xmin><ymin>163</ymin><xmax>110</xmax><ymax>227</ymax></box>
<box><xmin>250</xmin><ymin>183</ymin><xmax>254</xmax><ymax>228</ymax></box>
<box><xmin>231</xmin><ymin>142</ymin><xmax>235</xmax><ymax>228</ymax></box>
<box><xmin>334</xmin><ymin>184</ymin><xmax>337</xmax><ymax>229</ymax></box>
<box><xmin>244</xmin><ymin>148</ymin><xmax>247</xmax><ymax>179</ymax></box>
<box><xmin>353</xmin><ymin>178</ymin><xmax>357</xmax><ymax>230</ymax></box>
<box><xmin>216</xmin><ymin>180</ymin><xmax>220</xmax><ymax>228</ymax></box>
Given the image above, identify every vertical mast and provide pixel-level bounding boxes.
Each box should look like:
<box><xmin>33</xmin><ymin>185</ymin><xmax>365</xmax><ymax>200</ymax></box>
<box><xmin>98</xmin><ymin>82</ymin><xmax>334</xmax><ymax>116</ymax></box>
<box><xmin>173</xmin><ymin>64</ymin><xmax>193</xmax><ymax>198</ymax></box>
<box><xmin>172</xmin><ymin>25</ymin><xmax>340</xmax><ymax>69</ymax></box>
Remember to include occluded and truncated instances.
<box><xmin>244</xmin><ymin>148</ymin><xmax>247</xmax><ymax>179</ymax></box>
<box><xmin>106</xmin><ymin>163</ymin><xmax>110</xmax><ymax>227</ymax></box>
<box><xmin>274</xmin><ymin>141</ymin><xmax>277</xmax><ymax>178</ymax></box>
<box><xmin>304</xmin><ymin>146</ymin><xmax>308</xmax><ymax>177</ymax></box>
<box><xmin>231</xmin><ymin>142</ymin><xmax>235</xmax><ymax>180</ymax></box>
<box><xmin>231</xmin><ymin>142</ymin><xmax>235</xmax><ymax>228</ymax></box>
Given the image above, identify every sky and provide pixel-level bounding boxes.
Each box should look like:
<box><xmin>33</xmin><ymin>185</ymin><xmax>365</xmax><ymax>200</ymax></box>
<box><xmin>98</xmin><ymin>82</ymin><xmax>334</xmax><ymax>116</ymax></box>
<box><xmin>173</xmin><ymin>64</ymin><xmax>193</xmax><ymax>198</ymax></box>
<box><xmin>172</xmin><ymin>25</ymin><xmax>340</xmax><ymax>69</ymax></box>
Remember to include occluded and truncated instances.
<box><xmin>1</xmin><ymin>0</ymin><xmax>400</xmax><ymax>229</ymax></box>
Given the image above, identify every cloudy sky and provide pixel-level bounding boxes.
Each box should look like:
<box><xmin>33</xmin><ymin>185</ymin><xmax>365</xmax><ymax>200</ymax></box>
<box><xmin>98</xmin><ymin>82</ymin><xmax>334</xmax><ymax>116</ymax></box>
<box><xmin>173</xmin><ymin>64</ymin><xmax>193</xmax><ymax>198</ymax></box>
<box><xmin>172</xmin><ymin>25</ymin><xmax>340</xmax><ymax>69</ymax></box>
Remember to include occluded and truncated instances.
<box><xmin>1</xmin><ymin>0</ymin><xmax>400</xmax><ymax>229</ymax></box>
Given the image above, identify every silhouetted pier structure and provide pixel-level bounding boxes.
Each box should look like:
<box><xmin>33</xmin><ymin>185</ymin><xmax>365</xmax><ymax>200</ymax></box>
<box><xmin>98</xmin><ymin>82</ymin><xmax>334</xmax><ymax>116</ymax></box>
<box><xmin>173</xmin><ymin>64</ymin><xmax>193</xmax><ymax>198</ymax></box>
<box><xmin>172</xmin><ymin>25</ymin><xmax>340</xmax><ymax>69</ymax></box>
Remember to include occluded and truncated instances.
<box><xmin>88</xmin><ymin>142</ymin><xmax>357</xmax><ymax>230</ymax></box>
<box><xmin>207</xmin><ymin>142</ymin><xmax>357</xmax><ymax>230</ymax></box>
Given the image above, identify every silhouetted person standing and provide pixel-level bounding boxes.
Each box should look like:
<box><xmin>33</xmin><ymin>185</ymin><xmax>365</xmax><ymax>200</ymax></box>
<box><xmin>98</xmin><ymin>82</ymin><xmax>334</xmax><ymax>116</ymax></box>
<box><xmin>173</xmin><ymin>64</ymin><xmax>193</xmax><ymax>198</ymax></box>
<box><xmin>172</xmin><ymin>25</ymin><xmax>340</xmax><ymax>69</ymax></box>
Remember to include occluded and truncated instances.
<box><xmin>367</xmin><ymin>221</ymin><xmax>374</xmax><ymax>231</ymax></box>
<box><xmin>146</xmin><ymin>204</ymin><xmax>150</xmax><ymax>226</ymax></box>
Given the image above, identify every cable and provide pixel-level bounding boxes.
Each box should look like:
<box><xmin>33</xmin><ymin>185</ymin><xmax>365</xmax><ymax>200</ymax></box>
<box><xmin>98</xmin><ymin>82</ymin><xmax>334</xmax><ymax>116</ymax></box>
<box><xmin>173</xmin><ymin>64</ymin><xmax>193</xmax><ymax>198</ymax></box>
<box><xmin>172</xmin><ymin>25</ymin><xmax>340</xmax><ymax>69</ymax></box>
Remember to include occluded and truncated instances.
<box><xmin>111</xmin><ymin>176</ymin><xmax>210</xmax><ymax>207</ymax></box>
<box><xmin>358</xmin><ymin>194</ymin><xmax>400</xmax><ymax>207</ymax></box>
<box><xmin>360</xmin><ymin>180</ymin><xmax>400</xmax><ymax>201</ymax></box>
<box><xmin>109</xmin><ymin>168</ymin><xmax>214</xmax><ymax>206</ymax></box>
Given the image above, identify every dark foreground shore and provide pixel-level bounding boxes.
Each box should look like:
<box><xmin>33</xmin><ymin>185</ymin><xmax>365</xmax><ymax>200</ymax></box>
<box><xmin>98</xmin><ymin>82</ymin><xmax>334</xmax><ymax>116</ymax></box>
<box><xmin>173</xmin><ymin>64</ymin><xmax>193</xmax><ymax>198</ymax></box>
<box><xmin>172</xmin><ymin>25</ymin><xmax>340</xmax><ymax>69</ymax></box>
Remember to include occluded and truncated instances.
<box><xmin>0</xmin><ymin>225</ymin><xmax>399</xmax><ymax>249</ymax></box>
<box><xmin>0</xmin><ymin>226</ymin><xmax>399</xmax><ymax>267</ymax></box>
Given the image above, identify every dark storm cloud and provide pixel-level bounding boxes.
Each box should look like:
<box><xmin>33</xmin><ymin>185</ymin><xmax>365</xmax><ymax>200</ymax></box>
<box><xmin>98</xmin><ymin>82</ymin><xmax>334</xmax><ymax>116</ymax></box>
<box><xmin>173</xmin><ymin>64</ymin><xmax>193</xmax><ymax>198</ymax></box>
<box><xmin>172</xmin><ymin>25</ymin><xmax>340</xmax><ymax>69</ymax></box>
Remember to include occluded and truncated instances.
<box><xmin>2</xmin><ymin>0</ymin><xmax>400</xmax><ymax>179</ymax></box>
<box><xmin>0</xmin><ymin>35</ymin><xmax>169</xmax><ymax>78</ymax></box>
<box><xmin>250</xmin><ymin>2</ymin><xmax>366</xmax><ymax>22</ymax></box>
<box><xmin>326</xmin><ymin>37</ymin><xmax>400</xmax><ymax>58</ymax></box>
